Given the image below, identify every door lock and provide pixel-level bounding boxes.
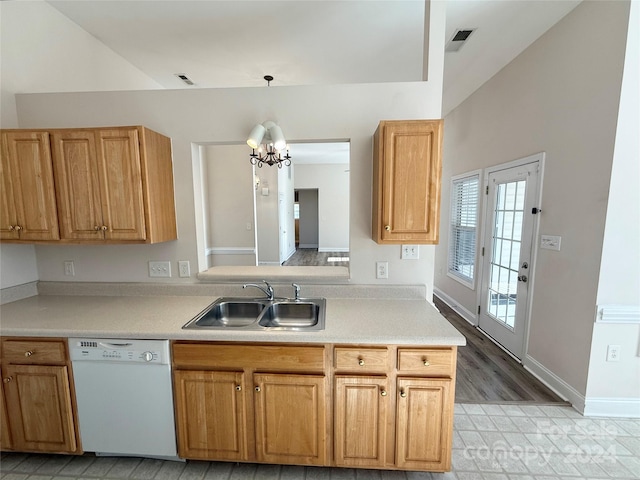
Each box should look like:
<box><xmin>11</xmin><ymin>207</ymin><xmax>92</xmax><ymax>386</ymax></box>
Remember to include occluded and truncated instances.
<box><xmin>518</xmin><ymin>275</ymin><xmax>528</xmax><ymax>283</ymax></box>
<box><xmin>521</xmin><ymin>262</ymin><xmax>528</xmax><ymax>269</ymax></box>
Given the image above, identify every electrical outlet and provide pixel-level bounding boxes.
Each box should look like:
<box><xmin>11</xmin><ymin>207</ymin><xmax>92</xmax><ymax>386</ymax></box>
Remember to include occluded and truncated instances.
<box><xmin>149</xmin><ymin>261</ymin><xmax>171</xmax><ymax>278</ymax></box>
<box><xmin>178</xmin><ymin>260</ymin><xmax>190</xmax><ymax>278</ymax></box>
<box><xmin>606</xmin><ymin>345</ymin><xmax>621</xmax><ymax>362</ymax></box>
<box><xmin>376</xmin><ymin>261</ymin><xmax>388</xmax><ymax>279</ymax></box>
<box><xmin>64</xmin><ymin>261</ymin><xmax>75</xmax><ymax>276</ymax></box>
<box><xmin>401</xmin><ymin>245</ymin><xmax>420</xmax><ymax>259</ymax></box>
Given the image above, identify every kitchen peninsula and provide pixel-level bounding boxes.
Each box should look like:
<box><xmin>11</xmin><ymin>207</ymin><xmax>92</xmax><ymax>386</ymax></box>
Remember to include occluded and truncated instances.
<box><xmin>0</xmin><ymin>282</ymin><xmax>465</xmax><ymax>472</ymax></box>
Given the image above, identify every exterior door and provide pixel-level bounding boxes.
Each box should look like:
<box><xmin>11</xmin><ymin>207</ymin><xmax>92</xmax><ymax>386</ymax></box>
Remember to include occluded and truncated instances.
<box><xmin>478</xmin><ymin>159</ymin><xmax>540</xmax><ymax>359</ymax></box>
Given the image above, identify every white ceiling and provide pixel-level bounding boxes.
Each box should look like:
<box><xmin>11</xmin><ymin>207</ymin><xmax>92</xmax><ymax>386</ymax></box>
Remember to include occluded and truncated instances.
<box><xmin>47</xmin><ymin>0</ymin><xmax>581</xmax><ymax>115</ymax></box>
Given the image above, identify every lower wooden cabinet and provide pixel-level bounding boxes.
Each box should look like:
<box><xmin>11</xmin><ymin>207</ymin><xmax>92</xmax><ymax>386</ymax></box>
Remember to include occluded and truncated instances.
<box><xmin>0</xmin><ymin>378</ymin><xmax>12</xmax><ymax>450</ymax></box>
<box><xmin>173</xmin><ymin>370</ymin><xmax>247</xmax><ymax>461</ymax></box>
<box><xmin>172</xmin><ymin>342</ymin><xmax>327</xmax><ymax>466</ymax></box>
<box><xmin>334</xmin><ymin>375</ymin><xmax>389</xmax><ymax>468</ymax></box>
<box><xmin>254</xmin><ymin>373</ymin><xmax>326</xmax><ymax>465</ymax></box>
<box><xmin>395</xmin><ymin>377</ymin><xmax>453</xmax><ymax>471</ymax></box>
<box><xmin>173</xmin><ymin>342</ymin><xmax>456</xmax><ymax>473</ymax></box>
<box><xmin>0</xmin><ymin>337</ymin><xmax>81</xmax><ymax>454</ymax></box>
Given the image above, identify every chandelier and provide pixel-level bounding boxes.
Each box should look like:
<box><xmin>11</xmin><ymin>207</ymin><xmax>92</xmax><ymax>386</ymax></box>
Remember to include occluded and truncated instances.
<box><xmin>246</xmin><ymin>120</ymin><xmax>292</xmax><ymax>168</ymax></box>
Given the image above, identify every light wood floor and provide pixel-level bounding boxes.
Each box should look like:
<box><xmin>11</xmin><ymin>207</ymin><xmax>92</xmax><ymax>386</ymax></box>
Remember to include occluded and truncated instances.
<box><xmin>283</xmin><ymin>248</ymin><xmax>350</xmax><ymax>267</ymax></box>
<box><xmin>433</xmin><ymin>296</ymin><xmax>567</xmax><ymax>404</ymax></box>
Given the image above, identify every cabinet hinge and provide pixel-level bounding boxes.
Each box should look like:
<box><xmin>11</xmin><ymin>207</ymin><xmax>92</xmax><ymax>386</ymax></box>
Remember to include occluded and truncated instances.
<box><xmin>485</xmin><ymin>186</ymin><xmax>489</xmax><ymax>195</ymax></box>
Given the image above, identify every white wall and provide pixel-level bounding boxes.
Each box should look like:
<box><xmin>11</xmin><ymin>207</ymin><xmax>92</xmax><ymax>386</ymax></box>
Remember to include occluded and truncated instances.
<box><xmin>0</xmin><ymin>0</ymin><xmax>161</xmax><ymax>289</ymax></box>
<box><xmin>0</xmin><ymin>1</ymin><xmax>160</xmax><ymax>128</ymax></box>
<box><xmin>434</xmin><ymin>0</ymin><xmax>630</xmax><ymax>399</ymax></box>
<box><xmin>585</xmin><ymin>0</ymin><xmax>640</xmax><ymax>416</ymax></box>
<box><xmin>295</xmin><ymin>164</ymin><xmax>350</xmax><ymax>251</ymax></box>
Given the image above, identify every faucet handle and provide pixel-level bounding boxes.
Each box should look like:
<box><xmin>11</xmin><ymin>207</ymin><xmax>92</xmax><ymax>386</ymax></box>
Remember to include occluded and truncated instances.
<box><xmin>292</xmin><ymin>283</ymin><xmax>301</xmax><ymax>300</ymax></box>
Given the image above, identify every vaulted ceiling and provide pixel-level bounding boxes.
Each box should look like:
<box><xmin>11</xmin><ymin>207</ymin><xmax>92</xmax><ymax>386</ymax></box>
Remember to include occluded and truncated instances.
<box><xmin>48</xmin><ymin>0</ymin><xmax>581</xmax><ymax>115</ymax></box>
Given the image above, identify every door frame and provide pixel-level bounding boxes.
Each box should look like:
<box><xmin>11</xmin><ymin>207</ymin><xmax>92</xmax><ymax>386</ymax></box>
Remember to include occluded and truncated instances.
<box><xmin>475</xmin><ymin>152</ymin><xmax>545</xmax><ymax>360</ymax></box>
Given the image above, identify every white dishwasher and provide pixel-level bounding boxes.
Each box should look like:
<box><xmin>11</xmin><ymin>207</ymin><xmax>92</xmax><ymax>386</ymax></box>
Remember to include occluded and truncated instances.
<box><xmin>69</xmin><ymin>338</ymin><xmax>179</xmax><ymax>460</ymax></box>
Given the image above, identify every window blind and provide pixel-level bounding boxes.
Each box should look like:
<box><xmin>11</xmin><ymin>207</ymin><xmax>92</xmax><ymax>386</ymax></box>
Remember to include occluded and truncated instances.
<box><xmin>448</xmin><ymin>174</ymin><xmax>479</xmax><ymax>286</ymax></box>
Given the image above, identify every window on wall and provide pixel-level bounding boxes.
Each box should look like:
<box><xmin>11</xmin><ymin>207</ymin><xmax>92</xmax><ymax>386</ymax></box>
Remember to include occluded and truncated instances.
<box><xmin>448</xmin><ymin>171</ymin><xmax>481</xmax><ymax>288</ymax></box>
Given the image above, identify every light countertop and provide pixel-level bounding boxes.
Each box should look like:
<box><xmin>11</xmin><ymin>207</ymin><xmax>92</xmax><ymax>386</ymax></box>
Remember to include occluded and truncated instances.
<box><xmin>0</xmin><ymin>289</ymin><xmax>465</xmax><ymax>346</ymax></box>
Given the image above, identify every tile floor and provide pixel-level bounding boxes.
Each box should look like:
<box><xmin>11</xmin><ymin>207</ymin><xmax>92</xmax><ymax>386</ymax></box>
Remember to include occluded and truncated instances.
<box><xmin>1</xmin><ymin>404</ymin><xmax>639</xmax><ymax>480</ymax></box>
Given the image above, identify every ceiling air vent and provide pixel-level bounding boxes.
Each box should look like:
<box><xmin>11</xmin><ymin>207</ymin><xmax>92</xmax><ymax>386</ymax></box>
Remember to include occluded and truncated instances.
<box><xmin>175</xmin><ymin>73</ymin><xmax>195</xmax><ymax>85</ymax></box>
<box><xmin>445</xmin><ymin>29</ymin><xmax>476</xmax><ymax>53</ymax></box>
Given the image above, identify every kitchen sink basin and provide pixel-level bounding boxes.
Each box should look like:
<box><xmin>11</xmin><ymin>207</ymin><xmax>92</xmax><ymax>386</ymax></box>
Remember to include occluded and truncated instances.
<box><xmin>258</xmin><ymin>302</ymin><xmax>321</xmax><ymax>329</ymax></box>
<box><xmin>188</xmin><ymin>300</ymin><xmax>268</xmax><ymax>327</ymax></box>
<box><xmin>182</xmin><ymin>297</ymin><xmax>326</xmax><ymax>331</ymax></box>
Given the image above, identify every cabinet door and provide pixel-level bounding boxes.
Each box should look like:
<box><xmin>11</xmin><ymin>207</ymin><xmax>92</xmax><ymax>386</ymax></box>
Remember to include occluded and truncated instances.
<box><xmin>373</xmin><ymin>120</ymin><xmax>443</xmax><ymax>244</ymax></box>
<box><xmin>395</xmin><ymin>378</ymin><xmax>453</xmax><ymax>471</ymax></box>
<box><xmin>173</xmin><ymin>370</ymin><xmax>247</xmax><ymax>461</ymax></box>
<box><xmin>334</xmin><ymin>376</ymin><xmax>389</xmax><ymax>468</ymax></box>
<box><xmin>1</xmin><ymin>364</ymin><xmax>78</xmax><ymax>453</ymax></box>
<box><xmin>0</xmin><ymin>380</ymin><xmax>13</xmax><ymax>450</ymax></box>
<box><xmin>254</xmin><ymin>373</ymin><xmax>326</xmax><ymax>466</ymax></box>
<box><xmin>51</xmin><ymin>131</ymin><xmax>105</xmax><ymax>239</ymax></box>
<box><xmin>0</xmin><ymin>131</ymin><xmax>59</xmax><ymax>241</ymax></box>
<box><xmin>0</xmin><ymin>151</ymin><xmax>18</xmax><ymax>240</ymax></box>
<box><xmin>96</xmin><ymin>129</ymin><xmax>146</xmax><ymax>241</ymax></box>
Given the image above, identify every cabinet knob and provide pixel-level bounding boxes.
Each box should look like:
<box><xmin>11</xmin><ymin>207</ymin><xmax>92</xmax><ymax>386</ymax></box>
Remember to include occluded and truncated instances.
<box><xmin>14</xmin><ymin>225</ymin><xmax>22</xmax><ymax>231</ymax></box>
<box><xmin>94</xmin><ymin>226</ymin><xmax>101</xmax><ymax>231</ymax></box>
<box><xmin>101</xmin><ymin>225</ymin><xmax>108</xmax><ymax>231</ymax></box>
<box><xmin>400</xmin><ymin>389</ymin><xmax>407</xmax><ymax>398</ymax></box>
<box><xmin>358</xmin><ymin>358</ymin><xmax>365</xmax><ymax>366</ymax></box>
<box><xmin>24</xmin><ymin>350</ymin><xmax>34</xmax><ymax>357</ymax></box>
<box><xmin>8</xmin><ymin>225</ymin><xmax>15</xmax><ymax>231</ymax></box>
<box><xmin>384</xmin><ymin>225</ymin><xmax>391</xmax><ymax>231</ymax></box>
<box><xmin>423</xmin><ymin>358</ymin><xmax>430</xmax><ymax>367</ymax></box>
<box><xmin>3</xmin><ymin>376</ymin><xmax>12</xmax><ymax>384</ymax></box>
<box><xmin>235</xmin><ymin>385</ymin><xmax>242</xmax><ymax>391</ymax></box>
<box><xmin>255</xmin><ymin>386</ymin><xmax>261</xmax><ymax>392</ymax></box>
<box><xmin>380</xmin><ymin>389</ymin><xmax>387</xmax><ymax>397</ymax></box>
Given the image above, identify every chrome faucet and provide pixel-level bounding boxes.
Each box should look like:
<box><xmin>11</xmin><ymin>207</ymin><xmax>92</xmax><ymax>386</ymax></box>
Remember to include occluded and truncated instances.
<box><xmin>292</xmin><ymin>283</ymin><xmax>301</xmax><ymax>300</ymax></box>
<box><xmin>243</xmin><ymin>280</ymin><xmax>274</xmax><ymax>300</ymax></box>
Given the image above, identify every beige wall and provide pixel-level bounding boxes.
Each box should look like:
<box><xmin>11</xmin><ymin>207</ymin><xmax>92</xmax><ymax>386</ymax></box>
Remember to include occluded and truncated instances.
<box><xmin>434</xmin><ymin>0</ymin><xmax>630</xmax><ymax>399</ymax></box>
<box><xmin>0</xmin><ymin>1</ymin><xmax>160</xmax><ymax>289</ymax></box>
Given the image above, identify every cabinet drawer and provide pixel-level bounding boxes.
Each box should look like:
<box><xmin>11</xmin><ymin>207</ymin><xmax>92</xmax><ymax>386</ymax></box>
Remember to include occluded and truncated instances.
<box><xmin>397</xmin><ymin>348</ymin><xmax>454</xmax><ymax>377</ymax></box>
<box><xmin>1</xmin><ymin>339</ymin><xmax>67</xmax><ymax>364</ymax></box>
<box><xmin>334</xmin><ymin>347</ymin><xmax>390</xmax><ymax>373</ymax></box>
<box><xmin>173</xmin><ymin>343</ymin><xmax>325</xmax><ymax>372</ymax></box>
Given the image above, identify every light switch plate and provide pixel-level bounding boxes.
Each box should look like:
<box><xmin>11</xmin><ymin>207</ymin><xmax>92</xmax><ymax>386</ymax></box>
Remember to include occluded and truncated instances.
<box><xmin>401</xmin><ymin>245</ymin><xmax>420</xmax><ymax>259</ymax></box>
<box><xmin>540</xmin><ymin>235</ymin><xmax>561</xmax><ymax>251</ymax></box>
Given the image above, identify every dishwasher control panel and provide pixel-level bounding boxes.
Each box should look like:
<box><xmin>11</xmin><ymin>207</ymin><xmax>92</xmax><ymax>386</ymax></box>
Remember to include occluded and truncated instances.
<box><xmin>68</xmin><ymin>338</ymin><xmax>171</xmax><ymax>364</ymax></box>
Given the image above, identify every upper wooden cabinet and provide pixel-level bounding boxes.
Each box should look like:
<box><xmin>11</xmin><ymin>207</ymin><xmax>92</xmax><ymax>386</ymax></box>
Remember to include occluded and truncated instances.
<box><xmin>372</xmin><ymin>120</ymin><xmax>443</xmax><ymax>244</ymax></box>
<box><xmin>0</xmin><ymin>131</ymin><xmax>60</xmax><ymax>241</ymax></box>
<box><xmin>0</xmin><ymin>126</ymin><xmax>177</xmax><ymax>244</ymax></box>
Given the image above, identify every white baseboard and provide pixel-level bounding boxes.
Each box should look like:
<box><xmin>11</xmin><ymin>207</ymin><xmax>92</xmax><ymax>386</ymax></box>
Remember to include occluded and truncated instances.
<box><xmin>524</xmin><ymin>354</ymin><xmax>585</xmax><ymax>413</ymax></box>
<box><xmin>583</xmin><ymin>397</ymin><xmax>640</xmax><ymax>418</ymax></box>
<box><xmin>433</xmin><ymin>287</ymin><xmax>477</xmax><ymax>326</ymax></box>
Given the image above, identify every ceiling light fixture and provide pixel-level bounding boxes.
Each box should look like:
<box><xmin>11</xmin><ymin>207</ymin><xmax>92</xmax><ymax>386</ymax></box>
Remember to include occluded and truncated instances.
<box><xmin>246</xmin><ymin>76</ymin><xmax>292</xmax><ymax>168</ymax></box>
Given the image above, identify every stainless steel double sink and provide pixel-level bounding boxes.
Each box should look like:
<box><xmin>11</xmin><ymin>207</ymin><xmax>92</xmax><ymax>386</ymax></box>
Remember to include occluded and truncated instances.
<box><xmin>182</xmin><ymin>297</ymin><xmax>326</xmax><ymax>331</ymax></box>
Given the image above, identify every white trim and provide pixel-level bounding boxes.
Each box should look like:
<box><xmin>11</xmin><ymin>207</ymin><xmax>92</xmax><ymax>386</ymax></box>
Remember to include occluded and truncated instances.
<box><xmin>433</xmin><ymin>288</ymin><xmax>477</xmax><ymax>325</ymax></box>
<box><xmin>206</xmin><ymin>247</ymin><xmax>256</xmax><ymax>255</ymax></box>
<box><xmin>597</xmin><ymin>305</ymin><xmax>640</xmax><ymax>324</ymax></box>
<box><xmin>583</xmin><ymin>397</ymin><xmax>640</xmax><ymax>418</ymax></box>
<box><xmin>524</xmin><ymin>354</ymin><xmax>585</xmax><ymax>413</ymax></box>
<box><xmin>318</xmin><ymin>247</ymin><xmax>349</xmax><ymax>253</ymax></box>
